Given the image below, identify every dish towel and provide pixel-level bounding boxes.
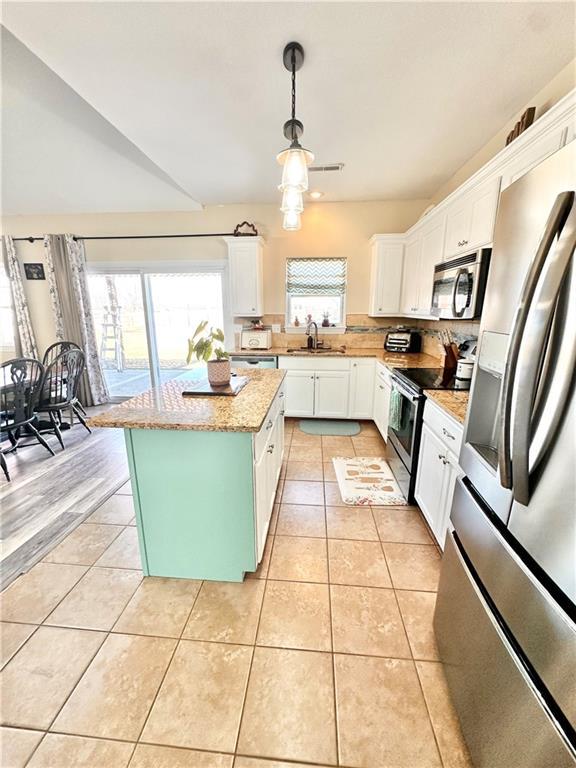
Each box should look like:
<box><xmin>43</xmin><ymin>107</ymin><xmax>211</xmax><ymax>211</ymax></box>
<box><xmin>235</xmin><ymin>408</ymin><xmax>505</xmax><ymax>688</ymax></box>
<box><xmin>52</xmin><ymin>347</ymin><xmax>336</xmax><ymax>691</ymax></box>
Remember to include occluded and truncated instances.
<box><xmin>388</xmin><ymin>389</ymin><xmax>403</xmax><ymax>431</ymax></box>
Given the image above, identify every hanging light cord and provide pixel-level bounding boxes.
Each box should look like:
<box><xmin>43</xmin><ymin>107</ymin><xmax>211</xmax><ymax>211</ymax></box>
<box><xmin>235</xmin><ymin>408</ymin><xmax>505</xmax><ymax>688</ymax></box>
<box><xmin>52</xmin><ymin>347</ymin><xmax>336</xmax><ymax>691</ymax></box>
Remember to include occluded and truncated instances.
<box><xmin>291</xmin><ymin>49</ymin><xmax>297</xmax><ymax>140</ymax></box>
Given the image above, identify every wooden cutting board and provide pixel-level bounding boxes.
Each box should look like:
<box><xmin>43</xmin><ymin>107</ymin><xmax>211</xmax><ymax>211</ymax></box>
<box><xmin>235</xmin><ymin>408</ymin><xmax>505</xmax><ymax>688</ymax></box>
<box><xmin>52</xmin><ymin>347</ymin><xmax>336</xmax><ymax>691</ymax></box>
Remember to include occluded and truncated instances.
<box><xmin>181</xmin><ymin>376</ymin><xmax>249</xmax><ymax>397</ymax></box>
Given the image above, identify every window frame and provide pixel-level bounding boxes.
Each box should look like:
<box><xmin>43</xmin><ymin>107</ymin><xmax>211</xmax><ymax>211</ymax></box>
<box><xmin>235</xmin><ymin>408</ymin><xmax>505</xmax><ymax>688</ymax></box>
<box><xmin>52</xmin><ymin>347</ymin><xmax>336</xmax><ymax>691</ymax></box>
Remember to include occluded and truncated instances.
<box><xmin>285</xmin><ymin>257</ymin><xmax>347</xmax><ymax>334</ymax></box>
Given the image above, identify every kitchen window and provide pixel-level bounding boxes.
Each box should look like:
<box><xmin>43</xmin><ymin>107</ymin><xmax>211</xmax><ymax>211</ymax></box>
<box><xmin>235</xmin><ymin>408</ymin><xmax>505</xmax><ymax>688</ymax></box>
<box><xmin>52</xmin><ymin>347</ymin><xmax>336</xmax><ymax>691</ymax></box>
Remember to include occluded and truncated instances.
<box><xmin>286</xmin><ymin>257</ymin><xmax>347</xmax><ymax>330</ymax></box>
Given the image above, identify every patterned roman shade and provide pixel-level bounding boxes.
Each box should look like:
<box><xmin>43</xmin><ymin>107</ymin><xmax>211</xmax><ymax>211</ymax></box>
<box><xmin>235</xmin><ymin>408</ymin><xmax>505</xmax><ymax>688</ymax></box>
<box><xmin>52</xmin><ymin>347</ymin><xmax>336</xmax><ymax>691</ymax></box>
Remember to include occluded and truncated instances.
<box><xmin>286</xmin><ymin>258</ymin><xmax>347</xmax><ymax>296</ymax></box>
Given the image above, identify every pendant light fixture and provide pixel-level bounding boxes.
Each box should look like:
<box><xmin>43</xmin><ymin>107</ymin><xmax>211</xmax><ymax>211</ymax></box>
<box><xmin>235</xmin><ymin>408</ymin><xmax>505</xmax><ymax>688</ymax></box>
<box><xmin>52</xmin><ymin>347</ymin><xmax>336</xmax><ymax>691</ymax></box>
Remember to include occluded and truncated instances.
<box><xmin>277</xmin><ymin>42</ymin><xmax>314</xmax><ymax>230</ymax></box>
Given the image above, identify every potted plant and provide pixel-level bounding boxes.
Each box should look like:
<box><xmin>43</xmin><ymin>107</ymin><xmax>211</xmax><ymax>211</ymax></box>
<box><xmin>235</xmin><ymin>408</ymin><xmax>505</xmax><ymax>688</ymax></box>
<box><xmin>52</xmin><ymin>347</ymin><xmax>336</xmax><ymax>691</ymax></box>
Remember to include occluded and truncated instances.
<box><xmin>186</xmin><ymin>321</ymin><xmax>231</xmax><ymax>386</ymax></box>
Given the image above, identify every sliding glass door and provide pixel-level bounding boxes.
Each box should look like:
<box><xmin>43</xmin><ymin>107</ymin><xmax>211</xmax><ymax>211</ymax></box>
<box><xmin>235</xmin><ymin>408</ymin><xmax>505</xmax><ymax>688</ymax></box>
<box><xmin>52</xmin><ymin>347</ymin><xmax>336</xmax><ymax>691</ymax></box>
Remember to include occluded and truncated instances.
<box><xmin>148</xmin><ymin>272</ymin><xmax>224</xmax><ymax>385</ymax></box>
<box><xmin>87</xmin><ymin>265</ymin><xmax>228</xmax><ymax>400</ymax></box>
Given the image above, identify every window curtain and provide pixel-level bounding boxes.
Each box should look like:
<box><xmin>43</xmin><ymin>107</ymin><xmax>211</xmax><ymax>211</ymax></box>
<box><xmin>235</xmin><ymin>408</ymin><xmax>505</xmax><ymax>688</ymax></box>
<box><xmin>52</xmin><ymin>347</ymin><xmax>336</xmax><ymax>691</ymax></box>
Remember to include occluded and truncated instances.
<box><xmin>1</xmin><ymin>235</ymin><xmax>38</xmax><ymax>359</ymax></box>
<box><xmin>43</xmin><ymin>234</ymin><xmax>109</xmax><ymax>406</ymax></box>
<box><xmin>286</xmin><ymin>258</ymin><xmax>347</xmax><ymax>296</ymax></box>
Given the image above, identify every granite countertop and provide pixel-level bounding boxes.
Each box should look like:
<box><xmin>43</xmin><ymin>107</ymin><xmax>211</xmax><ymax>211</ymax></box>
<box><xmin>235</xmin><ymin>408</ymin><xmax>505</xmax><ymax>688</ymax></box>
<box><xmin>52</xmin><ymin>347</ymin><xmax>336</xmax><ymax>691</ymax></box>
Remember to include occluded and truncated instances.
<box><xmin>424</xmin><ymin>390</ymin><xmax>470</xmax><ymax>425</ymax></box>
<box><xmin>89</xmin><ymin>369</ymin><xmax>286</xmax><ymax>432</ymax></box>
<box><xmin>232</xmin><ymin>347</ymin><xmax>440</xmax><ymax>368</ymax></box>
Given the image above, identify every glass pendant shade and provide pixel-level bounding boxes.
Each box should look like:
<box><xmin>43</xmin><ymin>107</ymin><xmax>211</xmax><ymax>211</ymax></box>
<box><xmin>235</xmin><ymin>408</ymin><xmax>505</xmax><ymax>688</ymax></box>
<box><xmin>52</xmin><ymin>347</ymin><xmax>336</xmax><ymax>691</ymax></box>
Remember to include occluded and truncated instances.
<box><xmin>277</xmin><ymin>147</ymin><xmax>314</xmax><ymax>191</ymax></box>
<box><xmin>283</xmin><ymin>210</ymin><xmax>301</xmax><ymax>231</ymax></box>
<box><xmin>280</xmin><ymin>186</ymin><xmax>304</xmax><ymax>213</ymax></box>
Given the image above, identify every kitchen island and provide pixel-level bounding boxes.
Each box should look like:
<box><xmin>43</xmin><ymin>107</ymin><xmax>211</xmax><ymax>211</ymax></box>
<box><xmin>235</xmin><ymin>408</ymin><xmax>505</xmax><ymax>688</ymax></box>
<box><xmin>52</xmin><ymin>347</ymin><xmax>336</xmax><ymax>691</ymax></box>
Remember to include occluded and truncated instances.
<box><xmin>90</xmin><ymin>368</ymin><xmax>286</xmax><ymax>581</ymax></box>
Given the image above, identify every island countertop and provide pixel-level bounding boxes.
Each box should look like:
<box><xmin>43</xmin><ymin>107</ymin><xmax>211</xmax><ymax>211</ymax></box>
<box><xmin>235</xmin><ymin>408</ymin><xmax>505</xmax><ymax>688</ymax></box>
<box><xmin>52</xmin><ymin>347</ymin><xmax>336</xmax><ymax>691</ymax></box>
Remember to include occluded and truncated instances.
<box><xmin>89</xmin><ymin>368</ymin><xmax>286</xmax><ymax>432</ymax></box>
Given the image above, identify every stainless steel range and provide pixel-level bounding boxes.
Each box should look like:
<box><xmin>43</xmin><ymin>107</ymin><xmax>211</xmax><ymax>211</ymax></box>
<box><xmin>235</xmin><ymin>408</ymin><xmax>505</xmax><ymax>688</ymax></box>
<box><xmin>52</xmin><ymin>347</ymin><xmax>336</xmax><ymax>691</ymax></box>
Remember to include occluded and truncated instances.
<box><xmin>386</xmin><ymin>368</ymin><xmax>470</xmax><ymax>502</ymax></box>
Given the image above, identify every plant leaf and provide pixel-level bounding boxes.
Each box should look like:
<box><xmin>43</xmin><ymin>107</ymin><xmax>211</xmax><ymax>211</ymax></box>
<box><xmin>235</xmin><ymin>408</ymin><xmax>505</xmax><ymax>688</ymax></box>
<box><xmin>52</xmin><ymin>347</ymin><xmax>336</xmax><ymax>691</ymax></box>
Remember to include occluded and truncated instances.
<box><xmin>191</xmin><ymin>319</ymin><xmax>208</xmax><ymax>341</ymax></box>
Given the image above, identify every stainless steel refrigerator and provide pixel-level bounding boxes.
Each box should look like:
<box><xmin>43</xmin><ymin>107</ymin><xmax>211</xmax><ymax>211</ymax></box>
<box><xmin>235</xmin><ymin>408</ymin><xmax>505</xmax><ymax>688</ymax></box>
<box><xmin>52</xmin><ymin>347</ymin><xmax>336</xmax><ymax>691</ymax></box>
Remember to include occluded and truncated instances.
<box><xmin>434</xmin><ymin>141</ymin><xmax>576</xmax><ymax>768</ymax></box>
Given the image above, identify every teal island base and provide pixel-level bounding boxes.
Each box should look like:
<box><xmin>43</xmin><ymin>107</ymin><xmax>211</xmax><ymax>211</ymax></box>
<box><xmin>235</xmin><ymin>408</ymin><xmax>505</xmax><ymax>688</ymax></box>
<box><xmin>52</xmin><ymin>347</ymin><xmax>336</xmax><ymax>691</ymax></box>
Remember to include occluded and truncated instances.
<box><xmin>125</xmin><ymin>426</ymin><xmax>277</xmax><ymax>582</ymax></box>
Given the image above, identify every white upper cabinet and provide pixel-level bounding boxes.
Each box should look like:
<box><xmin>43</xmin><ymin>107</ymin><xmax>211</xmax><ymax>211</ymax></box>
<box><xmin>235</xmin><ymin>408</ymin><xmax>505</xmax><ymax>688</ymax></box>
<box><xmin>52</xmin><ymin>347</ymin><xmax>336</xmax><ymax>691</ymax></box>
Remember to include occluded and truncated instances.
<box><xmin>399</xmin><ymin>218</ymin><xmax>444</xmax><ymax>318</ymax></box>
<box><xmin>443</xmin><ymin>177</ymin><xmax>501</xmax><ymax>260</ymax></box>
<box><xmin>418</xmin><ymin>214</ymin><xmax>446</xmax><ymax>314</ymax></box>
<box><xmin>400</xmin><ymin>234</ymin><xmax>422</xmax><ymax>315</ymax></box>
<box><xmin>367</xmin><ymin>92</ymin><xmax>574</xmax><ymax>320</ymax></box>
<box><xmin>225</xmin><ymin>236</ymin><xmax>264</xmax><ymax>317</ymax></box>
<box><xmin>368</xmin><ymin>236</ymin><xmax>404</xmax><ymax>316</ymax></box>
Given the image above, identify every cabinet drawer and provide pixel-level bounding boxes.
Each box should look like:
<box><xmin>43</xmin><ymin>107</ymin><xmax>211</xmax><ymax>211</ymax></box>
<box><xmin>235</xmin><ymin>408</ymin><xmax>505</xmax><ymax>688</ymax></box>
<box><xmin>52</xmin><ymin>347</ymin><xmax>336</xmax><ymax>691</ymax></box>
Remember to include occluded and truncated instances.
<box><xmin>376</xmin><ymin>362</ymin><xmax>392</xmax><ymax>384</ymax></box>
<box><xmin>254</xmin><ymin>388</ymin><xmax>284</xmax><ymax>459</ymax></box>
<box><xmin>423</xmin><ymin>398</ymin><xmax>463</xmax><ymax>454</ymax></box>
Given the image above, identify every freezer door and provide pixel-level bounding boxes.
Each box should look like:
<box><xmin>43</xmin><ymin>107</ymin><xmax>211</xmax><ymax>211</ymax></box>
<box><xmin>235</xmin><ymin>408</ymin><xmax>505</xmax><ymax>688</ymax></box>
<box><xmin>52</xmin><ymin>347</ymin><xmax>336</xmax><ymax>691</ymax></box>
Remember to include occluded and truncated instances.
<box><xmin>434</xmin><ymin>532</ymin><xmax>576</xmax><ymax>768</ymax></box>
<box><xmin>451</xmin><ymin>478</ymin><xmax>576</xmax><ymax>732</ymax></box>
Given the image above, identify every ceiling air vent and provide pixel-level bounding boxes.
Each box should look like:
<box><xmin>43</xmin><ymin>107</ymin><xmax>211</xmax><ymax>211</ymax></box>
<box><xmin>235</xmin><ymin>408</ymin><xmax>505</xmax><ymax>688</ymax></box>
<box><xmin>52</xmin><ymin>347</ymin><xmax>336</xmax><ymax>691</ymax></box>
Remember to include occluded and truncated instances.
<box><xmin>309</xmin><ymin>163</ymin><xmax>345</xmax><ymax>173</ymax></box>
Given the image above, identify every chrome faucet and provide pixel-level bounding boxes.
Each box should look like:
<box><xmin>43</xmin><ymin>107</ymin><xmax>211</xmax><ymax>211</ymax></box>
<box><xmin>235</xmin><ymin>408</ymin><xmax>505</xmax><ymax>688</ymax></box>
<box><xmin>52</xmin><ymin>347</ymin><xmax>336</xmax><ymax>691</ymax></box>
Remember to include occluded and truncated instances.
<box><xmin>306</xmin><ymin>320</ymin><xmax>318</xmax><ymax>350</ymax></box>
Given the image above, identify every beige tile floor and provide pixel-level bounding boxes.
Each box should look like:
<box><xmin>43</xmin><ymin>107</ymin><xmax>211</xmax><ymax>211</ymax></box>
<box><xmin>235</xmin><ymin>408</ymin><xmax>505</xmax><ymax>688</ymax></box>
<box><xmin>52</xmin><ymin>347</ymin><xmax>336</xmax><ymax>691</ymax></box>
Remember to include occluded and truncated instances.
<box><xmin>0</xmin><ymin>419</ymin><xmax>473</xmax><ymax>768</ymax></box>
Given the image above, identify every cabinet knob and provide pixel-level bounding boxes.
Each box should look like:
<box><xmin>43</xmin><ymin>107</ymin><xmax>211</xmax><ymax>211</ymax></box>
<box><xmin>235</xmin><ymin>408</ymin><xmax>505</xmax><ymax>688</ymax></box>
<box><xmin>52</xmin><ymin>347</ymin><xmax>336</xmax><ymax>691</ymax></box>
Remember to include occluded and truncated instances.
<box><xmin>252</xmin><ymin>307</ymin><xmax>256</xmax><ymax>311</ymax></box>
<box><xmin>379</xmin><ymin>385</ymin><xmax>384</xmax><ymax>390</ymax></box>
<box><xmin>438</xmin><ymin>453</ymin><xmax>446</xmax><ymax>462</ymax></box>
<box><xmin>310</xmin><ymin>375</ymin><xmax>315</xmax><ymax>379</ymax></box>
<box><xmin>266</xmin><ymin>419</ymin><xmax>273</xmax><ymax>430</ymax></box>
<box><xmin>378</xmin><ymin>307</ymin><xmax>382</xmax><ymax>311</ymax></box>
<box><xmin>353</xmin><ymin>363</ymin><xmax>357</xmax><ymax>367</ymax></box>
<box><xmin>267</xmin><ymin>444</ymin><xmax>275</xmax><ymax>454</ymax></box>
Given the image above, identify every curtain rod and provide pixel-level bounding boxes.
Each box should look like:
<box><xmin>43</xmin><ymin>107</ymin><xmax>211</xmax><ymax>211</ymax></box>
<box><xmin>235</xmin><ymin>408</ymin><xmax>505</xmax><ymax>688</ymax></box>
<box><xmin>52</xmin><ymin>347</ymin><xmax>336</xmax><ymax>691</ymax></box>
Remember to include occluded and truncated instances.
<box><xmin>11</xmin><ymin>221</ymin><xmax>259</xmax><ymax>243</ymax></box>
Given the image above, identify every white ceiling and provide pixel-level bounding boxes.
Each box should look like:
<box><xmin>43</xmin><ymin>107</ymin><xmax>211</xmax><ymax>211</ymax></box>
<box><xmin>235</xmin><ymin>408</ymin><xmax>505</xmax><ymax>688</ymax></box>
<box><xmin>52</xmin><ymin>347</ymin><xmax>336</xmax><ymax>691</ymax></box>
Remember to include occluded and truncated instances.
<box><xmin>2</xmin><ymin>2</ymin><xmax>575</xmax><ymax>214</ymax></box>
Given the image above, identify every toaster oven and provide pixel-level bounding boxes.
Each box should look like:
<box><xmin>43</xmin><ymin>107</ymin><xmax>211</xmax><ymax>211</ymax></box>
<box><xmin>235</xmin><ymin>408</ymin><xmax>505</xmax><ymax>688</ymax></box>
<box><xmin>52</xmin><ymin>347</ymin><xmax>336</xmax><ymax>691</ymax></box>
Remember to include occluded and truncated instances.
<box><xmin>240</xmin><ymin>330</ymin><xmax>272</xmax><ymax>349</ymax></box>
<box><xmin>385</xmin><ymin>329</ymin><xmax>422</xmax><ymax>353</ymax></box>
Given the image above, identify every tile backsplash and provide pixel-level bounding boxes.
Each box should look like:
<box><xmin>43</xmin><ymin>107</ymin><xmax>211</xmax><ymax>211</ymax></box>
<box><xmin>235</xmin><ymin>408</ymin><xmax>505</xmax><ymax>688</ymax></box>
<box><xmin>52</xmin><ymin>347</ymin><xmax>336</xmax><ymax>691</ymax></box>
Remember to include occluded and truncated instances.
<box><xmin>235</xmin><ymin>314</ymin><xmax>480</xmax><ymax>360</ymax></box>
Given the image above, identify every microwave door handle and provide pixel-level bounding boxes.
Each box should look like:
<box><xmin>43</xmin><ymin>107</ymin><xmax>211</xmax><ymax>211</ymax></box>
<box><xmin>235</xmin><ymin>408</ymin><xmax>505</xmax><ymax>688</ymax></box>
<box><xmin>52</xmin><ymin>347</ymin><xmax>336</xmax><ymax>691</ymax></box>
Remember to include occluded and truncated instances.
<box><xmin>510</xmin><ymin>197</ymin><xmax>576</xmax><ymax>506</ymax></box>
<box><xmin>451</xmin><ymin>268</ymin><xmax>468</xmax><ymax>318</ymax></box>
<box><xmin>498</xmin><ymin>191</ymin><xmax>574</xmax><ymax>490</ymax></box>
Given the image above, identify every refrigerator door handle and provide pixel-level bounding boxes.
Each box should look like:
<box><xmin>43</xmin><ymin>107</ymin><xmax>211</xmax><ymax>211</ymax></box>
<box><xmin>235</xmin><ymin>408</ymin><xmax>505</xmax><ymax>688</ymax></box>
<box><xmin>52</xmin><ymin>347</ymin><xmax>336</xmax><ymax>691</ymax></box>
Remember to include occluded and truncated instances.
<box><xmin>499</xmin><ymin>191</ymin><xmax>574</xmax><ymax>489</ymax></box>
<box><xmin>511</xmin><ymin>197</ymin><xmax>576</xmax><ymax>506</ymax></box>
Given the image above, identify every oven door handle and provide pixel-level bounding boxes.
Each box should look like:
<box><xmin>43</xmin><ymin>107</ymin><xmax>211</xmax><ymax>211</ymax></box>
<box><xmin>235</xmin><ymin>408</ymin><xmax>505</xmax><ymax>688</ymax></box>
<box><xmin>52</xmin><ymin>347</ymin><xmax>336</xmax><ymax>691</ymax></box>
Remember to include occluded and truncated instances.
<box><xmin>391</xmin><ymin>377</ymin><xmax>420</xmax><ymax>402</ymax></box>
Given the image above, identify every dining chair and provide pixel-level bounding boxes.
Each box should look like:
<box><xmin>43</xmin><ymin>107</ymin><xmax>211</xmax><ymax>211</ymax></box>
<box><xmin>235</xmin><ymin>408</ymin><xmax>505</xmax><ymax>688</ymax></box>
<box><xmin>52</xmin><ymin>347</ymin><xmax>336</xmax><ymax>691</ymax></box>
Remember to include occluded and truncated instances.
<box><xmin>38</xmin><ymin>348</ymin><xmax>91</xmax><ymax>449</ymax></box>
<box><xmin>42</xmin><ymin>341</ymin><xmax>87</xmax><ymax>417</ymax></box>
<box><xmin>1</xmin><ymin>358</ymin><xmax>55</xmax><ymax>480</ymax></box>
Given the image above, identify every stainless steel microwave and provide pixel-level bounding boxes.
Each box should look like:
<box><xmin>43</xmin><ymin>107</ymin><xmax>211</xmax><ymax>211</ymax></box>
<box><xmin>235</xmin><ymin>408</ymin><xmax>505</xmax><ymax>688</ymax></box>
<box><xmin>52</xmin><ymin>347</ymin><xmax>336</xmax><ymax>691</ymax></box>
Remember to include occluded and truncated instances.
<box><xmin>431</xmin><ymin>249</ymin><xmax>491</xmax><ymax>320</ymax></box>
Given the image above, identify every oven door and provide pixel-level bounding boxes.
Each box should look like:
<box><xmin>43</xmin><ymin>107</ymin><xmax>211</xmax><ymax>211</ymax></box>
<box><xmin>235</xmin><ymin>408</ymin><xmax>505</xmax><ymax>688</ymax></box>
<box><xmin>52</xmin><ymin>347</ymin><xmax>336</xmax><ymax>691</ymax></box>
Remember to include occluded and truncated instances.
<box><xmin>387</xmin><ymin>377</ymin><xmax>421</xmax><ymax>470</ymax></box>
<box><xmin>432</xmin><ymin>265</ymin><xmax>477</xmax><ymax>319</ymax></box>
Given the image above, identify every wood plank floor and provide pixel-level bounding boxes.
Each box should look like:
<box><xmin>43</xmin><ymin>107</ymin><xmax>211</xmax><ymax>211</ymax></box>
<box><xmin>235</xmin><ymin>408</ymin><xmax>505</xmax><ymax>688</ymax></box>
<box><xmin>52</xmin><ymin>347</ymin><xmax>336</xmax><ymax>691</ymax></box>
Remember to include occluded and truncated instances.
<box><xmin>0</xmin><ymin>415</ymin><xmax>129</xmax><ymax>588</ymax></box>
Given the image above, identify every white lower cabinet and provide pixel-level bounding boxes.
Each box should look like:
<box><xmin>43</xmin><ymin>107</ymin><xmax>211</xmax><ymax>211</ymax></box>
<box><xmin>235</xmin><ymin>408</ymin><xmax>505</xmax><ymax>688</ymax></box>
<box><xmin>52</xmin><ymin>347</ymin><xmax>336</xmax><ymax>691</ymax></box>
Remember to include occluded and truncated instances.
<box><xmin>284</xmin><ymin>370</ymin><xmax>316</xmax><ymax>417</ymax></box>
<box><xmin>415</xmin><ymin>400</ymin><xmax>464</xmax><ymax>549</ymax></box>
<box><xmin>314</xmin><ymin>371</ymin><xmax>350</xmax><ymax>419</ymax></box>
<box><xmin>373</xmin><ymin>364</ymin><xmax>391</xmax><ymax>439</ymax></box>
<box><xmin>253</xmin><ymin>387</ymin><xmax>284</xmax><ymax>562</ymax></box>
<box><xmin>279</xmin><ymin>357</ymin><xmax>358</xmax><ymax>419</ymax></box>
<box><xmin>348</xmin><ymin>359</ymin><xmax>375</xmax><ymax>419</ymax></box>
